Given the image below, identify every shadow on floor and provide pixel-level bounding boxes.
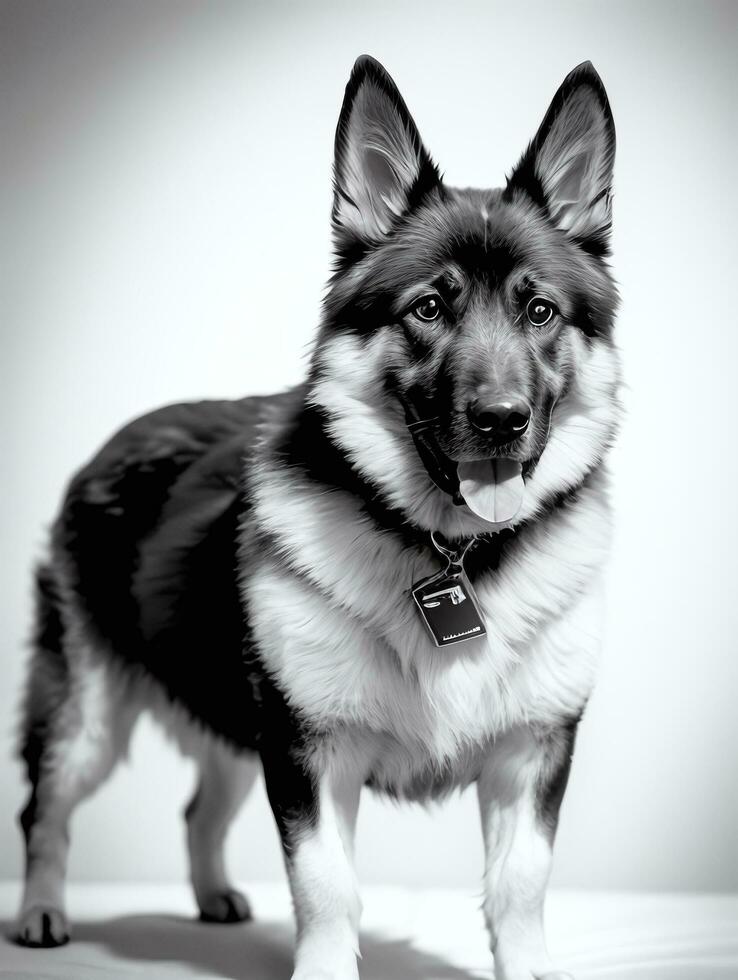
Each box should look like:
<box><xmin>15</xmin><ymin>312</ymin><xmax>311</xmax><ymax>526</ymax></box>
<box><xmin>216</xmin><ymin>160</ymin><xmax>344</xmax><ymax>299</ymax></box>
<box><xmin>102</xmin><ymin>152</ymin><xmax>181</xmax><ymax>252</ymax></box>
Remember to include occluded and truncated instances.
<box><xmin>2</xmin><ymin>914</ymin><xmax>485</xmax><ymax>980</ymax></box>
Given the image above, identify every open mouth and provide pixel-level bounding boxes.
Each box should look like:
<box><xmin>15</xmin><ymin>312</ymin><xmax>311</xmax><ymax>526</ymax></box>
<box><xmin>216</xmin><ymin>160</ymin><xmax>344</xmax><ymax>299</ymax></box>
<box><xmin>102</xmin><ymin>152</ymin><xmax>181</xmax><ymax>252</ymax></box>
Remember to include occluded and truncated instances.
<box><xmin>456</xmin><ymin>458</ymin><xmax>525</xmax><ymax>525</ymax></box>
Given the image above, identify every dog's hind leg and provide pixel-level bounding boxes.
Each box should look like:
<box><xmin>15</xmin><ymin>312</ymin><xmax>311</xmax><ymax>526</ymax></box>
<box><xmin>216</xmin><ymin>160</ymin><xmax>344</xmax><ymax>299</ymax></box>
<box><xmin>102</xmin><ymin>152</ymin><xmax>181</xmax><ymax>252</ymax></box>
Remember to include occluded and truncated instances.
<box><xmin>15</xmin><ymin>567</ymin><xmax>138</xmax><ymax>948</ymax></box>
<box><xmin>185</xmin><ymin>741</ymin><xmax>259</xmax><ymax>923</ymax></box>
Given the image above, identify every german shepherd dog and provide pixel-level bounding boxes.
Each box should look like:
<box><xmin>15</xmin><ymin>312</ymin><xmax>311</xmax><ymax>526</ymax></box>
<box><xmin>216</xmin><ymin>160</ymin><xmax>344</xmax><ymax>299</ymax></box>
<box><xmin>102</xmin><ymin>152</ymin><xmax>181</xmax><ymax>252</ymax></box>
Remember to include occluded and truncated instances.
<box><xmin>16</xmin><ymin>56</ymin><xmax>619</xmax><ymax>980</ymax></box>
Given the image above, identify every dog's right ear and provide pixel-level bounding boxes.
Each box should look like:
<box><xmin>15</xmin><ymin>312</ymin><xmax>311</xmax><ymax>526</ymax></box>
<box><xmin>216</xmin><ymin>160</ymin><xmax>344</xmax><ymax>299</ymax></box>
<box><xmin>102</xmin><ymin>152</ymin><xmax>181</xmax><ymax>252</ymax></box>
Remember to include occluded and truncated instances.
<box><xmin>506</xmin><ymin>62</ymin><xmax>616</xmax><ymax>256</ymax></box>
<box><xmin>332</xmin><ymin>56</ymin><xmax>440</xmax><ymax>257</ymax></box>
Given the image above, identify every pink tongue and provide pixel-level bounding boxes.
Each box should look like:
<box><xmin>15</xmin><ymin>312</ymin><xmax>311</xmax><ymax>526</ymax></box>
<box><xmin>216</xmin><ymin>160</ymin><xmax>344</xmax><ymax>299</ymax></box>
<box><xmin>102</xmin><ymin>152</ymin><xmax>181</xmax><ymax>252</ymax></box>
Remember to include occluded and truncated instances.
<box><xmin>457</xmin><ymin>458</ymin><xmax>525</xmax><ymax>524</ymax></box>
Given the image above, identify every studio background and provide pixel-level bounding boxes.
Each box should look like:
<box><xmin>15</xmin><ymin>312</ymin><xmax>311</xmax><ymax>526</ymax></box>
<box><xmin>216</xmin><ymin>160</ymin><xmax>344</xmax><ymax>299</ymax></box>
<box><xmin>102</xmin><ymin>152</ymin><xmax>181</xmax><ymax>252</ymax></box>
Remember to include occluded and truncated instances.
<box><xmin>2</xmin><ymin>0</ymin><xmax>736</xmax><ymax>895</ymax></box>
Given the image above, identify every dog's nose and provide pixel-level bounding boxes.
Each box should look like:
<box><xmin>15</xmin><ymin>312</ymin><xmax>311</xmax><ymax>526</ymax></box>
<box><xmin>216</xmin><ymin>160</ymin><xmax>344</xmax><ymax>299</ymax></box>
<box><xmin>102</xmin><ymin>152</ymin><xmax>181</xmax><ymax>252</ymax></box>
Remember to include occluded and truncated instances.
<box><xmin>467</xmin><ymin>398</ymin><xmax>531</xmax><ymax>443</ymax></box>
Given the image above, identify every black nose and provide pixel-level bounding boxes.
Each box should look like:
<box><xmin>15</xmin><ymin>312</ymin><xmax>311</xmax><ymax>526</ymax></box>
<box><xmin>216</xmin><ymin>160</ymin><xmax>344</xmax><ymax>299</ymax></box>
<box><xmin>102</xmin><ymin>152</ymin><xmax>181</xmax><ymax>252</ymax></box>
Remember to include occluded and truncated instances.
<box><xmin>467</xmin><ymin>398</ymin><xmax>531</xmax><ymax>443</ymax></box>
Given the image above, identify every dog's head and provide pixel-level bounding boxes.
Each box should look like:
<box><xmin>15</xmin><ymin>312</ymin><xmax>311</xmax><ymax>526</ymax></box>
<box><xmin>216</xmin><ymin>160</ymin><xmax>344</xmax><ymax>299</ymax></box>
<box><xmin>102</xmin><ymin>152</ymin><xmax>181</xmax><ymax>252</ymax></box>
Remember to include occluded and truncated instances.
<box><xmin>310</xmin><ymin>56</ymin><xmax>620</xmax><ymax>536</ymax></box>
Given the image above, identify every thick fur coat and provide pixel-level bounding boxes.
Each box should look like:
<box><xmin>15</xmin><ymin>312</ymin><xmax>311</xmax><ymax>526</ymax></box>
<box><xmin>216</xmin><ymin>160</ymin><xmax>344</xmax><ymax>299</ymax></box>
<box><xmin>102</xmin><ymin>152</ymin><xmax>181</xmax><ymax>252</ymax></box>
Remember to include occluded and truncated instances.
<box><xmin>17</xmin><ymin>57</ymin><xmax>619</xmax><ymax>980</ymax></box>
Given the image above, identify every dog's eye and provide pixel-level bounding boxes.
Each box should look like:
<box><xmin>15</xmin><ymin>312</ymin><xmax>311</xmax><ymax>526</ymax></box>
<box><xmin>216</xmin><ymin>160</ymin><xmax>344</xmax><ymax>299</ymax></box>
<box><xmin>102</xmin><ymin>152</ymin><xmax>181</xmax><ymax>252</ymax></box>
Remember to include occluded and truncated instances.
<box><xmin>526</xmin><ymin>297</ymin><xmax>556</xmax><ymax>327</ymax></box>
<box><xmin>412</xmin><ymin>295</ymin><xmax>442</xmax><ymax>323</ymax></box>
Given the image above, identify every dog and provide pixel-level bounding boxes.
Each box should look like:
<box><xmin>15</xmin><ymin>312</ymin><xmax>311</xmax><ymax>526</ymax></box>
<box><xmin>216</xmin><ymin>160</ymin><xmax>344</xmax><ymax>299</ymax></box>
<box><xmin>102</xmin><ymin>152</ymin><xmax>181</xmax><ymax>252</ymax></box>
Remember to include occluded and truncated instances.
<box><xmin>16</xmin><ymin>55</ymin><xmax>619</xmax><ymax>980</ymax></box>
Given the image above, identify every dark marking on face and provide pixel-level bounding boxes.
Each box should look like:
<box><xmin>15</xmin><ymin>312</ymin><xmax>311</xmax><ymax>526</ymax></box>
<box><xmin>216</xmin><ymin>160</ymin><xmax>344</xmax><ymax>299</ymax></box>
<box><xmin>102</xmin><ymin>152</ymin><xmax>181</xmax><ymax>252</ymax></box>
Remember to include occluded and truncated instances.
<box><xmin>571</xmin><ymin>290</ymin><xmax>610</xmax><ymax>340</ymax></box>
<box><xmin>447</xmin><ymin>238</ymin><xmax>519</xmax><ymax>290</ymax></box>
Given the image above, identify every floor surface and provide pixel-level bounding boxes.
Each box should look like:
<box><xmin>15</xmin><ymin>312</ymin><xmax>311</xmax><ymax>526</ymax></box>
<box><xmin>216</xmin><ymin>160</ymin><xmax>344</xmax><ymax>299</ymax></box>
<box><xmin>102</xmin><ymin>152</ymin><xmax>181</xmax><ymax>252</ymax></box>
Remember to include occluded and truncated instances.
<box><xmin>0</xmin><ymin>882</ymin><xmax>736</xmax><ymax>979</ymax></box>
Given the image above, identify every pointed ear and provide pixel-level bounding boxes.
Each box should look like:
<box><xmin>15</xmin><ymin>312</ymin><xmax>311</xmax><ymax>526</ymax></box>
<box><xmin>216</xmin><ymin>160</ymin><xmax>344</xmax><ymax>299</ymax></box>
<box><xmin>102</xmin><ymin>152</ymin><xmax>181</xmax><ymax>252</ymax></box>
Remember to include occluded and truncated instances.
<box><xmin>332</xmin><ymin>56</ymin><xmax>441</xmax><ymax>254</ymax></box>
<box><xmin>507</xmin><ymin>62</ymin><xmax>616</xmax><ymax>255</ymax></box>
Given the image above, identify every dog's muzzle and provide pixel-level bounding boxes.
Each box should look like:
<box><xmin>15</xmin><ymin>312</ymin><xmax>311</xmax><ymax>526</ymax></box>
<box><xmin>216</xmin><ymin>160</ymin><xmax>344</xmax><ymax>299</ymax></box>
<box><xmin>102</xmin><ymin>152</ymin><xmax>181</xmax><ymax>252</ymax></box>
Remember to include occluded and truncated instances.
<box><xmin>399</xmin><ymin>387</ymin><xmax>526</xmax><ymax>526</ymax></box>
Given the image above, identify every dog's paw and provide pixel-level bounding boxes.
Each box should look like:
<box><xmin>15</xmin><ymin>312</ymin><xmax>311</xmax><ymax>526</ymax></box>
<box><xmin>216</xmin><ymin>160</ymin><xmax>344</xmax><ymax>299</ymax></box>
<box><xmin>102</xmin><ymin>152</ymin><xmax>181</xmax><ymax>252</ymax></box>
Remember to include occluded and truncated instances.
<box><xmin>15</xmin><ymin>905</ymin><xmax>70</xmax><ymax>947</ymax></box>
<box><xmin>198</xmin><ymin>887</ymin><xmax>252</xmax><ymax>924</ymax></box>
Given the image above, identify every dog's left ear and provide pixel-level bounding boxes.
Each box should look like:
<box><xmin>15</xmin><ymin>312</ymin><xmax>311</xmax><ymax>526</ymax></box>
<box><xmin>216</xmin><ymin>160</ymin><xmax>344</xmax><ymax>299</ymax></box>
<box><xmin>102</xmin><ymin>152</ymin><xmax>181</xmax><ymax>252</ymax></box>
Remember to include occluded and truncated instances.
<box><xmin>332</xmin><ymin>56</ymin><xmax>441</xmax><ymax>254</ymax></box>
<box><xmin>507</xmin><ymin>62</ymin><xmax>615</xmax><ymax>255</ymax></box>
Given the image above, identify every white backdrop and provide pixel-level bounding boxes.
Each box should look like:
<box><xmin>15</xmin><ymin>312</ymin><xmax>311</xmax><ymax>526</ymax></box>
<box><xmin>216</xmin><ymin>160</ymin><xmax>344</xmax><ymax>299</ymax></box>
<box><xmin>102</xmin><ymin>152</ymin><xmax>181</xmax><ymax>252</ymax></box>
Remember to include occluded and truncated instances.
<box><xmin>1</xmin><ymin>0</ymin><xmax>736</xmax><ymax>893</ymax></box>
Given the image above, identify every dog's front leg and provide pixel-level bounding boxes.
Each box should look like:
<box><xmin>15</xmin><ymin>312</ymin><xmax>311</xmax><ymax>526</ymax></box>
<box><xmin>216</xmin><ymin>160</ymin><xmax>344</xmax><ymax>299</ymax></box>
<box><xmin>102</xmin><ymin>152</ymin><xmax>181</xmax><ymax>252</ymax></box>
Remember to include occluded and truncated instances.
<box><xmin>477</xmin><ymin>723</ymin><xmax>577</xmax><ymax>980</ymax></box>
<box><xmin>261</xmin><ymin>738</ymin><xmax>363</xmax><ymax>980</ymax></box>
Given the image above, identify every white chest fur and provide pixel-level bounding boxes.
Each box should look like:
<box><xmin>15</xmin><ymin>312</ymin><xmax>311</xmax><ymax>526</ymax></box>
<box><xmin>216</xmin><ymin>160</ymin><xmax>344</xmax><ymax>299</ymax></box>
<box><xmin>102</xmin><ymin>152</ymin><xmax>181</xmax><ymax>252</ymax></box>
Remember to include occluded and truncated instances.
<box><xmin>244</xmin><ymin>461</ymin><xmax>610</xmax><ymax>794</ymax></box>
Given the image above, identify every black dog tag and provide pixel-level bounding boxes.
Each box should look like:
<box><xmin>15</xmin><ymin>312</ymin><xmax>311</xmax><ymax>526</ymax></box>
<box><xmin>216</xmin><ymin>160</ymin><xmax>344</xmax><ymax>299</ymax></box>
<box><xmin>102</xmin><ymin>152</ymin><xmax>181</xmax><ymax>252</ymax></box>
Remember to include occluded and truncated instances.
<box><xmin>412</xmin><ymin>534</ymin><xmax>486</xmax><ymax>647</ymax></box>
